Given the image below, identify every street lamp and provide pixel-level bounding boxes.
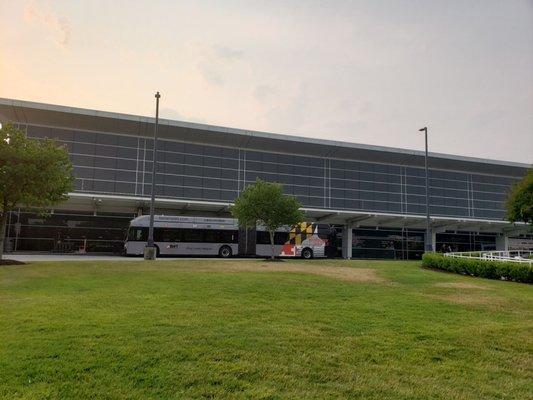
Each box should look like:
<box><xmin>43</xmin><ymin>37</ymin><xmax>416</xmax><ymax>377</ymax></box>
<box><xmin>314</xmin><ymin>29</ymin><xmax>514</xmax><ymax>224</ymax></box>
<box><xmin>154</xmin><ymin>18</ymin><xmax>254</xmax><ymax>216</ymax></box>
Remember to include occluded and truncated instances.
<box><xmin>419</xmin><ymin>127</ymin><xmax>433</xmax><ymax>252</ymax></box>
<box><xmin>144</xmin><ymin>91</ymin><xmax>161</xmax><ymax>260</ymax></box>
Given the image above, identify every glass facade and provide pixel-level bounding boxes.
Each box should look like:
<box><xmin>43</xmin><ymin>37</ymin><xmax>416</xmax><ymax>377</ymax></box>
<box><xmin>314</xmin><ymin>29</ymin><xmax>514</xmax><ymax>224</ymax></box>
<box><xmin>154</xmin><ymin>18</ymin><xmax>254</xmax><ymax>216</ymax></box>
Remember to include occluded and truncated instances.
<box><xmin>435</xmin><ymin>231</ymin><xmax>497</xmax><ymax>253</ymax></box>
<box><xmin>5</xmin><ymin>210</ymin><xmax>132</xmax><ymax>254</ymax></box>
<box><xmin>328</xmin><ymin>226</ymin><xmax>425</xmax><ymax>260</ymax></box>
<box><xmin>351</xmin><ymin>227</ymin><xmax>425</xmax><ymax>260</ymax></box>
<box><xmin>26</xmin><ymin>125</ymin><xmax>521</xmax><ymax>220</ymax></box>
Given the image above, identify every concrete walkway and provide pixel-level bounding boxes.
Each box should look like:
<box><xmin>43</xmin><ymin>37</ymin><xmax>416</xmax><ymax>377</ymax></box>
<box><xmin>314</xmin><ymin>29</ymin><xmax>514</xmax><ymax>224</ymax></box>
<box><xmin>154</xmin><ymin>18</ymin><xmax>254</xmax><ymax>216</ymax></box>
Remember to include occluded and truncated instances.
<box><xmin>4</xmin><ymin>254</ymin><xmax>240</xmax><ymax>262</ymax></box>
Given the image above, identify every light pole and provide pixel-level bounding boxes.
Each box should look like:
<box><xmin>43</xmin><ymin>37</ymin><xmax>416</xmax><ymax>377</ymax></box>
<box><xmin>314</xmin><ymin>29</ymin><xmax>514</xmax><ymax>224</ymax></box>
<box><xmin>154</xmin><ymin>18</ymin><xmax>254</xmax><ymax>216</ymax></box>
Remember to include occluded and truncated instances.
<box><xmin>144</xmin><ymin>91</ymin><xmax>161</xmax><ymax>260</ymax></box>
<box><xmin>419</xmin><ymin>127</ymin><xmax>432</xmax><ymax>252</ymax></box>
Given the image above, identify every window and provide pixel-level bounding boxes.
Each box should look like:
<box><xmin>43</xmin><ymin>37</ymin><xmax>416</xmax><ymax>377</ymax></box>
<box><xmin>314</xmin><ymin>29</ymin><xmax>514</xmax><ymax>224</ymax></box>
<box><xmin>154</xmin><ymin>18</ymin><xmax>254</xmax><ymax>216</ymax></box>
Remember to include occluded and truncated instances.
<box><xmin>203</xmin><ymin>189</ymin><xmax>221</xmax><ymax>200</ymax></box>
<box><xmin>115</xmin><ymin>171</ymin><xmax>136</xmax><ymax>183</ymax></box>
<box><xmin>28</xmin><ymin>125</ymin><xmax>52</xmax><ymax>139</ymax></box>
<box><xmin>73</xmin><ymin>142</ymin><xmax>95</xmax><ymax>155</ymax></box>
<box><xmin>184</xmin><ymin>143</ymin><xmax>204</xmax><ymax>155</ymax></box>
<box><xmin>274</xmin><ymin>232</ymin><xmax>290</xmax><ymax>245</ymax></box>
<box><xmin>74</xmin><ymin>167</ymin><xmax>94</xmax><ymax>179</ymax></box>
<box><xmin>204</xmin><ymin>157</ymin><xmax>221</xmax><ymax>168</ymax></box>
<box><xmin>95</xmin><ymin>145</ymin><xmax>118</xmax><ymax>157</ymax></box>
<box><xmin>74</xmin><ymin>131</ymin><xmax>96</xmax><ymax>143</ymax></box>
<box><xmin>128</xmin><ymin>227</ymin><xmax>147</xmax><ymax>241</ymax></box>
<box><xmin>206</xmin><ymin>230</ymin><xmax>238</xmax><ymax>243</ymax></box>
<box><xmin>117</xmin><ymin>136</ymin><xmax>139</xmax><ymax>148</ymax></box>
<box><xmin>221</xmin><ymin>159</ymin><xmax>238</xmax><ymax>169</ymax></box>
<box><xmin>116</xmin><ymin>159</ymin><xmax>137</xmax><ymax>171</ymax></box>
<box><xmin>115</xmin><ymin>182</ymin><xmax>135</xmax><ymax>194</ymax></box>
<box><xmin>256</xmin><ymin>231</ymin><xmax>270</xmax><ymax>244</ymax></box>
<box><xmin>92</xmin><ymin>181</ymin><xmax>115</xmax><ymax>193</ymax></box>
<box><xmin>94</xmin><ymin>169</ymin><xmax>116</xmax><ymax>181</ymax></box>
<box><xmin>154</xmin><ymin>228</ymin><xmax>181</xmax><ymax>242</ymax></box>
<box><xmin>257</xmin><ymin>231</ymin><xmax>289</xmax><ymax>245</ymax></box>
<box><xmin>117</xmin><ymin>147</ymin><xmax>138</xmax><ymax>159</ymax></box>
<box><xmin>180</xmin><ymin>229</ymin><xmax>204</xmax><ymax>242</ymax></box>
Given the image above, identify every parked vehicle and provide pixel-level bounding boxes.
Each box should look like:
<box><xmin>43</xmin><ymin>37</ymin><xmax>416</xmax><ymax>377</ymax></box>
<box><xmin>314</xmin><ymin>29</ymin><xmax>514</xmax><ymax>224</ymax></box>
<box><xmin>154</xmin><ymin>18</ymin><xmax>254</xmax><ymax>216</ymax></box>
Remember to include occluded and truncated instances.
<box><xmin>124</xmin><ymin>215</ymin><xmax>330</xmax><ymax>258</ymax></box>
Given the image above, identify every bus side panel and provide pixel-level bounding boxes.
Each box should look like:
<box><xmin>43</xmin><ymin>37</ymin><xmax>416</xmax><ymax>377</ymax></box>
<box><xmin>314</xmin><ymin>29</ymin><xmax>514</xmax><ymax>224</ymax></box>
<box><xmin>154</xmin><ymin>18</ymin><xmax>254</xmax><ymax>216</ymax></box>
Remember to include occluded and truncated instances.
<box><xmin>125</xmin><ymin>241</ymin><xmax>145</xmax><ymax>256</ymax></box>
<box><xmin>159</xmin><ymin>242</ymin><xmax>238</xmax><ymax>256</ymax></box>
<box><xmin>127</xmin><ymin>241</ymin><xmax>239</xmax><ymax>256</ymax></box>
<box><xmin>256</xmin><ymin>243</ymin><xmax>326</xmax><ymax>258</ymax></box>
<box><xmin>255</xmin><ymin>244</ymin><xmax>286</xmax><ymax>257</ymax></box>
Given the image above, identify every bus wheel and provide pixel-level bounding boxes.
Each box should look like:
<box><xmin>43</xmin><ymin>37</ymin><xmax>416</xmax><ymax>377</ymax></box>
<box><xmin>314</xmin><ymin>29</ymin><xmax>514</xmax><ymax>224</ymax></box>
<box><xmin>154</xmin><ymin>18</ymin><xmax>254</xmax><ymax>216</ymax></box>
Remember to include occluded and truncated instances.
<box><xmin>301</xmin><ymin>248</ymin><xmax>313</xmax><ymax>259</ymax></box>
<box><xmin>219</xmin><ymin>246</ymin><xmax>232</xmax><ymax>258</ymax></box>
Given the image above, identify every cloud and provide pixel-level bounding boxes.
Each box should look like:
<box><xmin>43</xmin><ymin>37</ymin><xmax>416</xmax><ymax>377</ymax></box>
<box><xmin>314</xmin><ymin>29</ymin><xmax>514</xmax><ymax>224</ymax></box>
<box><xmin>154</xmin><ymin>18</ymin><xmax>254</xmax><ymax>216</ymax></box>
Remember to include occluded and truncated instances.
<box><xmin>197</xmin><ymin>65</ymin><xmax>225</xmax><ymax>86</ymax></box>
<box><xmin>212</xmin><ymin>44</ymin><xmax>243</xmax><ymax>60</ymax></box>
<box><xmin>23</xmin><ymin>1</ymin><xmax>71</xmax><ymax>49</ymax></box>
<box><xmin>159</xmin><ymin>107</ymin><xmax>207</xmax><ymax>124</ymax></box>
<box><xmin>159</xmin><ymin>107</ymin><xmax>186</xmax><ymax>120</ymax></box>
<box><xmin>253</xmin><ymin>85</ymin><xmax>275</xmax><ymax>102</ymax></box>
<box><xmin>197</xmin><ymin>44</ymin><xmax>244</xmax><ymax>86</ymax></box>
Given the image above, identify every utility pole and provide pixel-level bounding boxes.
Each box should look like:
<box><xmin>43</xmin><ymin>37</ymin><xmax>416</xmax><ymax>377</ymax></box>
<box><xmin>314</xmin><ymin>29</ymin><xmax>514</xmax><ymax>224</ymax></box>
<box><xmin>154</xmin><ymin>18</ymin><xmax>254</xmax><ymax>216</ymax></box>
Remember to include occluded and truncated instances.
<box><xmin>419</xmin><ymin>127</ymin><xmax>433</xmax><ymax>252</ymax></box>
<box><xmin>144</xmin><ymin>91</ymin><xmax>161</xmax><ymax>260</ymax></box>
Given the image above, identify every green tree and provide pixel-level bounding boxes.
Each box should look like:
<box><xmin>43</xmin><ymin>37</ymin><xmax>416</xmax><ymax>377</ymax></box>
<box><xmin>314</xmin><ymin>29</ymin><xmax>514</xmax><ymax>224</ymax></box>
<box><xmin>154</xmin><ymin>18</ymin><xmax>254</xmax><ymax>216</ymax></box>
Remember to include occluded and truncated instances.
<box><xmin>506</xmin><ymin>169</ymin><xmax>533</xmax><ymax>225</ymax></box>
<box><xmin>231</xmin><ymin>179</ymin><xmax>304</xmax><ymax>260</ymax></box>
<box><xmin>0</xmin><ymin>124</ymin><xmax>74</xmax><ymax>259</ymax></box>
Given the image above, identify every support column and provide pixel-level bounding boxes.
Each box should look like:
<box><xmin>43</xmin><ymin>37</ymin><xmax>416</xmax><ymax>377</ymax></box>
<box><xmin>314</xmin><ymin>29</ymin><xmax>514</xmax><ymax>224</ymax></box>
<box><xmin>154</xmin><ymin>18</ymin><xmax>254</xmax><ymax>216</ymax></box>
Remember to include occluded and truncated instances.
<box><xmin>495</xmin><ymin>235</ymin><xmax>509</xmax><ymax>251</ymax></box>
<box><xmin>342</xmin><ymin>225</ymin><xmax>353</xmax><ymax>259</ymax></box>
<box><xmin>431</xmin><ymin>231</ymin><xmax>437</xmax><ymax>253</ymax></box>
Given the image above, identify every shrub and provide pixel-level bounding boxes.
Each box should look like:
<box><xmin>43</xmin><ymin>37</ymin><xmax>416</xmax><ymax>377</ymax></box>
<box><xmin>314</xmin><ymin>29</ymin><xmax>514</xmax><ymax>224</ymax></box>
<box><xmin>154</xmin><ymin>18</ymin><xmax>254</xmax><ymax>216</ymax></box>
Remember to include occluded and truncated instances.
<box><xmin>422</xmin><ymin>252</ymin><xmax>533</xmax><ymax>284</ymax></box>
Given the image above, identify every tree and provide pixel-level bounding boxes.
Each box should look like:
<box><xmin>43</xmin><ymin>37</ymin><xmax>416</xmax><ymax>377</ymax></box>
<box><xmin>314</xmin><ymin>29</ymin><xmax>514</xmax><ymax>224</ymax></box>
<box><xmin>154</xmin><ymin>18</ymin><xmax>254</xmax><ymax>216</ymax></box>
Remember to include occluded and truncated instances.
<box><xmin>506</xmin><ymin>169</ymin><xmax>533</xmax><ymax>225</ymax></box>
<box><xmin>0</xmin><ymin>124</ymin><xmax>74</xmax><ymax>259</ymax></box>
<box><xmin>231</xmin><ymin>179</ymin><xmax>304</xmax><ymax>260</ymax></box>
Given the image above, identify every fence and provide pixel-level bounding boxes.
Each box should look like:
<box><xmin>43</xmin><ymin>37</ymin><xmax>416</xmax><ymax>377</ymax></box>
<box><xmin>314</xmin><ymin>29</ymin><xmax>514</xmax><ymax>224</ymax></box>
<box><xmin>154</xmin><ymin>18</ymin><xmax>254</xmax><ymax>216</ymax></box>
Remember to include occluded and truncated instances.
<box><xmin>444</xmin><ymin>250</ymin><xmax>533</xmax><ymax>265</ymax></box>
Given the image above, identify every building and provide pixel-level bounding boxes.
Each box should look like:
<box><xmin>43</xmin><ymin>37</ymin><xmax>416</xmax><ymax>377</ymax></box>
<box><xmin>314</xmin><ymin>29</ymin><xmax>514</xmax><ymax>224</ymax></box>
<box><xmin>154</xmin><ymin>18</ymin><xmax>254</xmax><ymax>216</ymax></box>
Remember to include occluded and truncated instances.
<box><xmin>0</xmin><ymin>98</ymin><xmax>531</xmax><ymax>258</ymax></box>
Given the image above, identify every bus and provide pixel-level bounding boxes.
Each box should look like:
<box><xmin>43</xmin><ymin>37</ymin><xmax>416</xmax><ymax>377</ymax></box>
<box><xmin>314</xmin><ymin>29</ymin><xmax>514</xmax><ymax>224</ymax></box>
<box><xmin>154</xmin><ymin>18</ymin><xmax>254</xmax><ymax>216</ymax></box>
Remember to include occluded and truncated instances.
<box><xmin>124</xmin><ymin>215</ymin><xmax>331</xmax><ymax>258</ymax></box>
<box><xmin>255</xmin><ymin>222</ymin><xmax>331</xmax><ymax>259</ymax></box>
<box><xmin>124</xmin><ymin>215</ymin><xmax>238</xmax><ymax>257</ymax></box>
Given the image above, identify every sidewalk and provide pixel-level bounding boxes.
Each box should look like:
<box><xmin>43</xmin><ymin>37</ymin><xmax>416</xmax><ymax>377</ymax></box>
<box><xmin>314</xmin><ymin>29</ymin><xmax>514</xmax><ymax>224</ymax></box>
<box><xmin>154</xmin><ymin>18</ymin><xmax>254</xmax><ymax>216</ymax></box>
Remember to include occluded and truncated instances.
<box><xmin>4</xmin><ymin>254</ymin><xmax>255</xmax><ymax>262</ymax></box>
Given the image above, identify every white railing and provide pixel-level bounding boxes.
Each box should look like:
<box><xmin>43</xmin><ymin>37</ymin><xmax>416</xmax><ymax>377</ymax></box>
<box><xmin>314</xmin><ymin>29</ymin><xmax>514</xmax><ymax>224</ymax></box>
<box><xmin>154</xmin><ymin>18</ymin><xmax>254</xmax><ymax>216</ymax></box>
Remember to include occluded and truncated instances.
<box><xmin>444</xmin><ymin>250</ymin><xmax>533</xmax><ymax>265</ymax></box>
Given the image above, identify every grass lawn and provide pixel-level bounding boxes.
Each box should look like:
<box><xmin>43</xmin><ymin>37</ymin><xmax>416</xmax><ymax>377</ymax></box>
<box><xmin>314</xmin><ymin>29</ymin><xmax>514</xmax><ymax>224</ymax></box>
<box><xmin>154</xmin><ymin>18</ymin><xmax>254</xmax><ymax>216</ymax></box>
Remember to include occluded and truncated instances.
<box><xmin>1</xmin><ymin>259</ymin><xmax>532</xmax><ymax>399</ymax></box>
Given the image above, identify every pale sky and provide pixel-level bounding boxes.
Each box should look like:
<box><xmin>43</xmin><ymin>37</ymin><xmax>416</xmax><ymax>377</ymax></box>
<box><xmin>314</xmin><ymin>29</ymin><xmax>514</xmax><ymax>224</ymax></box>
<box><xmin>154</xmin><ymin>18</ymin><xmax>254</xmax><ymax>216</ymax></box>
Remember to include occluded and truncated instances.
<box><xmin>1</xmin><ymin>0</ymin><xmax>532</xmax><ymax>163</ymax></box>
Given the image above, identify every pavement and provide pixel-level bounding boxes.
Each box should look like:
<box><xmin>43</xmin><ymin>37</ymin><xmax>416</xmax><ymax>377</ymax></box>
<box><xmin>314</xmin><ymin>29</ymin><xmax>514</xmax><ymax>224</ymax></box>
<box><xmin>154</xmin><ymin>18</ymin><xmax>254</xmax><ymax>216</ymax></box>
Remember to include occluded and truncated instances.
<box><xmin>4</xmin><ymin>254</ymin><xmax>237</xmax><ymax>262</ymax></box>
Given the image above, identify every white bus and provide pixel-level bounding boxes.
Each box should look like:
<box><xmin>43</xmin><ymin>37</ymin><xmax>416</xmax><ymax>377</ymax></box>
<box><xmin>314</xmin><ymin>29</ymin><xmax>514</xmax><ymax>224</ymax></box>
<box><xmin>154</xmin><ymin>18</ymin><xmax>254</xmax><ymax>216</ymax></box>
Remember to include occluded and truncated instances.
<box><xmin>124</xmin><ymin>215</ymin><xmax>239</xmax><ymax>257</ymax></box>
<box><xmin>124</xmin><ymin>215</ymin><xmax>330</xmax><ymax>258</ymax></box>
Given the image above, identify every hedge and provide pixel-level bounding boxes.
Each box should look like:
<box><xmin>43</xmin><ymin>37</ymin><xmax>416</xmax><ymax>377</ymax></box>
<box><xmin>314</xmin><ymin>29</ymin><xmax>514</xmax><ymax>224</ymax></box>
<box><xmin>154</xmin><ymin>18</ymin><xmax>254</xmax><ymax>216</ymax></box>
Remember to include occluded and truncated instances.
<box><xmin>422</xmin><ymin>252</ymin><xmax>533</xmax><ymax>284</ymax></box>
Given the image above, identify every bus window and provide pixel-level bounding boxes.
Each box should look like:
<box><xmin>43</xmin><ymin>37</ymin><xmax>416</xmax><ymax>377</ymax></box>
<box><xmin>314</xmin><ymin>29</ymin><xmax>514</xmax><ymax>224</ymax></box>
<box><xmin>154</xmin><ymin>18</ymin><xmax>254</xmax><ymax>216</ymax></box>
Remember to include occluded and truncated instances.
<box><xmin>154</xmin><ymin>228</ymin><xmax>180</xmax><ymax>242</ymax></box>
<box><xmin>204</xmin><ymin>230</ymin><xmax>218</xmax><ymax>243</ymax></box>
<box><xmin>274</xmin><ymin>232</ymin><xmax>290</xmax><ymax>245</ymax></box>
<box><xmin>128</xmin><ymin>227</ymin><xmax>147</xmax><ymax>241</ymax></box>
<box><xmin>180</xmin><ymin>229</ymin><xmax>205</xmax><ymax>243</ymax></box>
<box><xmin>257</xmin><ymin>231</ymin><xmax>289</xmax><ymax>245</ymax></box>
<box><xmin>256</xmin><ymin>231</ymin><xmax>270</xmax><ymax>244</ymax></box>
<box><xmin>219</xmin><ymin>230</ymin><xmax>238</xmax><ymax>243</ymax></box>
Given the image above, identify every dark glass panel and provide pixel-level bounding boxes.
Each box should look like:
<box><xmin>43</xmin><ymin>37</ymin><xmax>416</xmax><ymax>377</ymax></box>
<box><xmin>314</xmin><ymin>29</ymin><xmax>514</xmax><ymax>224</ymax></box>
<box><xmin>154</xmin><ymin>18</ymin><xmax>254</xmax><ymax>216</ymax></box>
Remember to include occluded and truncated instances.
<box><xmin>117</xmin><ymin>135</ymin><xmax>139</xmax><ymax>148</ymax></box>
<box><xmin>117</xmin><ymin>147</ymin><xmax>138</xmax><ymax>159</ymax></box>
<box><xmin>180</xmin><ymin>229</ymin><xmax>205</xmax><ymax>242</ymax></box>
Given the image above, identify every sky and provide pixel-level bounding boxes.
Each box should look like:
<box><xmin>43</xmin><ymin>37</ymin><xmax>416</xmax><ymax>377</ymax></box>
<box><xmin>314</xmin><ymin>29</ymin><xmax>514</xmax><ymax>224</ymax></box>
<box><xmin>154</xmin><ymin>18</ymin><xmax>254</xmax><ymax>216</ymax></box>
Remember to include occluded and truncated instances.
<box><xmin>1</xmin><ymin>0</ymin><xmax>532</xmax><ymax>163</ymax></box>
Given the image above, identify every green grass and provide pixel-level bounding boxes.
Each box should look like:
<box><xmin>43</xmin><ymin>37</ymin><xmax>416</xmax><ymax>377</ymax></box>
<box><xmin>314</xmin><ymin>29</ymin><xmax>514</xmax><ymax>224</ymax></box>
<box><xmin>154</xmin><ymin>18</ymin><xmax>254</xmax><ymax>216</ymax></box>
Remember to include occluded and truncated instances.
<box><xmin>1</xmin><ymin>259</ymin><xmax>532</xmax><ymax>399</ymax></box>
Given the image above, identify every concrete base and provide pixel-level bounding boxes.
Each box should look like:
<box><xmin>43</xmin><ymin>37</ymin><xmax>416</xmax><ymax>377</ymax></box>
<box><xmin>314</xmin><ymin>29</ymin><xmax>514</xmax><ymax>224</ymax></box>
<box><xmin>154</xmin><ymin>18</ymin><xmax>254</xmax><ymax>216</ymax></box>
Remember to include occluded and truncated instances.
<box><xmin>342</xmin><ymin>225</ymin><xmax>353</xmax><ymax>259</ymax></box>
<box><xmin>143</xmin><ymin>246</ymin><xmax>157</xmax><ymax>260</ymax></box>
<box><xmin>495</xmin><ymin>235</ymin><xmax>509</xmax><ymax>251</ymax></box>
<box><xmin>423</xmin><ymin>230</ymin><xmax>437</xmax><ymax>252</ymax></box>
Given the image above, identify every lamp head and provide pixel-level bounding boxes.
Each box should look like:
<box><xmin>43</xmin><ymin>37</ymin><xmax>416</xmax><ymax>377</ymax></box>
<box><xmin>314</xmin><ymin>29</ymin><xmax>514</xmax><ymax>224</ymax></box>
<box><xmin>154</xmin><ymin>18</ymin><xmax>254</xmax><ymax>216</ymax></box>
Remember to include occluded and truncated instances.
<box><xmin>419</xmin><ymin>127</ymin><xmax>427</xmax><ymax>132</ymax></box>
